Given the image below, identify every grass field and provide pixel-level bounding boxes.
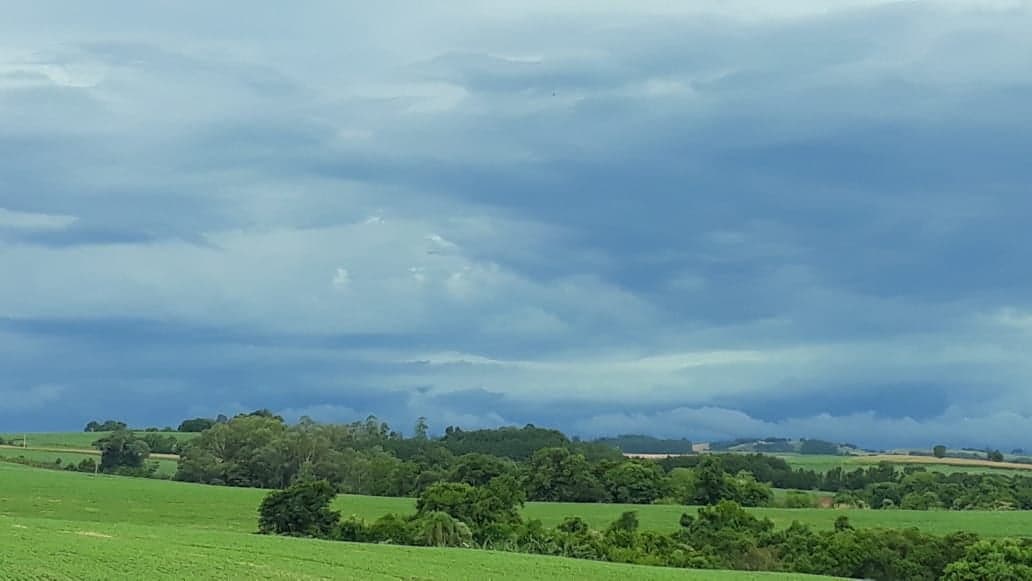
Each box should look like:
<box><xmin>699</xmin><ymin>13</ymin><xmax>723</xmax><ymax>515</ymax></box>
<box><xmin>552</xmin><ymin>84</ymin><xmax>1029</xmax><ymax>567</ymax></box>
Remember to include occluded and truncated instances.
<box><xmin>0</xmin><ymin>464</ymin><xmax>831</xmax><ymax>581</ymax></box>
<box><xmin>2</xmin><ymin>462</ymin><xmax>1029</xmax><ymax>540</ymax></box>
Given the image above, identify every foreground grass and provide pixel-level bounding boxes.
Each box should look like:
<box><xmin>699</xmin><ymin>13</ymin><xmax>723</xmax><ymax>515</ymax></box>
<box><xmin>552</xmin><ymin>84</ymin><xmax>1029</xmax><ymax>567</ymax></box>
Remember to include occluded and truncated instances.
<box><xmin>0</xmin><ymin>516</ymin><xmax>831</xmax><ymax>581</ymax></box>
<box><xmin>0</xmin><ymin>464</ymin><xmax>829</xmax><ymax>581</ymax></box>
<box><xmin>2</xmin><ymin>463</ymin><xmax>1028</xmax><ymax>539</ymax></box>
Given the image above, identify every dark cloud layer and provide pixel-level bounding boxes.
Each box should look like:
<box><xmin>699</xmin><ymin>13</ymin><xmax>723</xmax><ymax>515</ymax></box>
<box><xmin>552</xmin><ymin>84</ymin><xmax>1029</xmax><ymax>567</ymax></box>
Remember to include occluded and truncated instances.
<box><xmin>3</xmin><ymin>1</ymin><xmax>1032</xmax><ymax>448</ymax></box>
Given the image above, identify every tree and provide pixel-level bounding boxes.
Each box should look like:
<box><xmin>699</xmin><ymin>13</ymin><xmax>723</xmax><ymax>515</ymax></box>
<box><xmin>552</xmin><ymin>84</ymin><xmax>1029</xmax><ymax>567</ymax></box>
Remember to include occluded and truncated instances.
<box><xmin>413</xmin><ymin>417</ymin><xmax>429</xmax><ymax>441</ymax></box>
<box><xmin>416</xmin><ymin>477</ymin><xmax>522</xmax><ymax>532</ymax></box>
<box><xmin>413</xmin><ymin>511</ymin><xmax>472</xmax><ymax>547</ymax></box>
<box><xmin>523</xmin><ymin>447</ymin><xmax>609</xmax><ymax>502</ymax></box>
<box><xmin>448</xmin><ymin>453</ymin><xmax>514</xmax><ymax>487</ymax></box>
<box><xmin>84</xmin><ymin>421</ymin><xmax>101</xmax><ymax>433</ymax></box>
<box><xmin>178</xmin><ymin>418</ymin><xmax>216</xmax><ymax>432</ymax></box>
<box><xmin>602</xmin><ymin>461</ymin><xmax>663</xmax><ymax>504</ymax></box>
<box><xmin>661</xmin><ymin>467</ymin><xmax>698</xmax><ymax>503</ymax></box>
<box><xmin>988</xmin><ymin>449</ymin><xmax>1005</xmax><ymax>462</ymax></box>
<box><xmin>93</xmin><ymin>429</ymin><xmax>150</xmax><ymax>473</ymax></box>
<box><xmin>934</xmin><ymin>445</ymin><xmax>947</xmax><ymax>459</ymax></box>
<box><xmin>258</xmin><ymin>479</ymin><xmax>340</xmax><ymax>538</ymax></box>
<box><xmin>175</xmin><ymin>415</ymin><xmax>291</xmax><ymax>487</ymax></box>
<box><xmin>694</xmin><ymin>455</ymin><xmax>732</xmax><ymax>505</ymax></box>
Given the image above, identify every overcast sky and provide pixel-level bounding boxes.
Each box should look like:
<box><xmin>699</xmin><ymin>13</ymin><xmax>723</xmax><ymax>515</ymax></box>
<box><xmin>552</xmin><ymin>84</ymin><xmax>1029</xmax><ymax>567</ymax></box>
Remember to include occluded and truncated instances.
<box><xmin>3</xmin><ymin>1</ymin><xmax>1032</xmax><ymax>449</ymax></box>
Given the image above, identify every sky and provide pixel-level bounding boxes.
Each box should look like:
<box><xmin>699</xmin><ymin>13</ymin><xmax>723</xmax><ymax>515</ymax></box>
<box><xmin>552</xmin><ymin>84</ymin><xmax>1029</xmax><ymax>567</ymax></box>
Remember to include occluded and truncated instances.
<box><xmin>2</xmin><ymin>1</ymin><xmax>1032</xmax><ymax>449</ymax></box>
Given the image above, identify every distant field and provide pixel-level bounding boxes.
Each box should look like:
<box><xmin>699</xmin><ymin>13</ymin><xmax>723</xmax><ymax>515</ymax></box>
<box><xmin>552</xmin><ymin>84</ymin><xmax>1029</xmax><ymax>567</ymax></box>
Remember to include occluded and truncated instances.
<box><xmin>1</xmin><ymin>462</ymin><xmax>1029</xmax><ymax>540</ymax></box>
<box><xmin>0</xmin><ymin>447</ymin><xmax>179</xmax><ymax>477</ymax></box>
<box><xmin>778</xmin><ymin>453</ymin><xmax>1032</xmax><ymax>475</ymax></box>
<box><xmin>0</xmin><ymin>464</ymin><xmax>830</xmax><ymax>581</ymax></box>
<box><xmin>0</xmin><ymin>431</ymin><xmax>198</xmax><ymax>450</ymax></box>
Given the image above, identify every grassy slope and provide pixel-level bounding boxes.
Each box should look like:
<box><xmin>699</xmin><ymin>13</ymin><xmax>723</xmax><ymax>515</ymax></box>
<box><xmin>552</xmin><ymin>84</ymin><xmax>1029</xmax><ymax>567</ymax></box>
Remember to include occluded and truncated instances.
<box><xmin>0</xmin><ymin>464</ymin><xmax>827</xmax><ymax>581</ymax></box>
<box><xmin>2</xmin><ymin>463</ymin><xmax>1029</xmax><ymax>539</ymax></box>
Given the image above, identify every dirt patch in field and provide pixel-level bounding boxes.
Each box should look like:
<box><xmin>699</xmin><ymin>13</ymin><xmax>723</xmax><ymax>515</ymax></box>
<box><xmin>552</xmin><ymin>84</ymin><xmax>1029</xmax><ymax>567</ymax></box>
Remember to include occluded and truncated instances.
<box><xmin>856</xmin><ymin>454</ymin><xmax>1032</xmax><ymax>471</ymax></box>
<box><xmin>76</xmin><ymin>531</ymin><xmax>113</xmax><ymax>539</ymax></box>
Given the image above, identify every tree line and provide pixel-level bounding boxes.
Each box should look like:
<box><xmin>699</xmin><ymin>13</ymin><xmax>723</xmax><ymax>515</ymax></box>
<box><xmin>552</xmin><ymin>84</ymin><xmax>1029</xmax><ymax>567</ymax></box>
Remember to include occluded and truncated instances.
<box><xmin>64</xmin><ymin>413</ymin><xmax>1032</xmax><ymax>513</ymax></box>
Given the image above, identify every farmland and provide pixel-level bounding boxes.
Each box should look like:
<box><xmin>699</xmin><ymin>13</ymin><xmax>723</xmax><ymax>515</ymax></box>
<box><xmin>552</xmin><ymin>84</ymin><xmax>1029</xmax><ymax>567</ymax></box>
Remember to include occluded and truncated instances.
<box><xmin>0</xmin><ymin>463</ymin><xmax>831</xmax><ymax>580</ymax></box>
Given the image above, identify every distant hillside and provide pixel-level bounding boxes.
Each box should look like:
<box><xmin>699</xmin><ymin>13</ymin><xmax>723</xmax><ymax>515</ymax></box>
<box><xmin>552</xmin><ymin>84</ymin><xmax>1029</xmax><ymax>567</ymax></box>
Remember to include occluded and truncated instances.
<box><xmin>708</xmin><ymin>437</ymin><xmax>864</xmax><ymax>455</ymax></box>
<box><xmin>592</xmin><ymin>434</ymin><xmax>694</xmax><ymax>454</ymax></box>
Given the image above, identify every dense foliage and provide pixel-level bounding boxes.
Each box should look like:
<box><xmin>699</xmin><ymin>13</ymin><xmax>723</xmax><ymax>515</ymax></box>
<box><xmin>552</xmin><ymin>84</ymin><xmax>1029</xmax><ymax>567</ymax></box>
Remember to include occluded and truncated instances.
<box><xmin>93</xmin><ymin>429</ymin><xmax>154</xmax><ymax>476</ymax></box>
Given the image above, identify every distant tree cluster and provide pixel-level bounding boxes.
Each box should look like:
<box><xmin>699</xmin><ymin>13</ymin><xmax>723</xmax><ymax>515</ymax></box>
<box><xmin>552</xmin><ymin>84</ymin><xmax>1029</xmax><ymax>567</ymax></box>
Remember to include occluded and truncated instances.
<box><xmin>592</xmin><ymin>434</ymin><xmax>693</xmax><ymax>455</ymax></box>
<box><xmin>172</xmin><ymin>415</ymin><xmax>775</xmax><ymax>506</ymax></box>
<box><xmin>92</xmin><ymin>429</ymin><xmax>157</xmax><ymax>477</ymax></box>
<box><xmin>84</xmin><ymin>420</ymin><xmax>128</xmax><ymax>432</ymax></box>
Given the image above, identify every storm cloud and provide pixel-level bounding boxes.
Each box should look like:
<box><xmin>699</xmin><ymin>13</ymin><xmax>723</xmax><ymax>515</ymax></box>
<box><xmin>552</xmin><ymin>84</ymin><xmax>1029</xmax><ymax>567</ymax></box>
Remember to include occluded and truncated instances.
<box><xmin>3</xmin><ymin>1</ymin><xmax>1032</xmax><ymax>449</ymax></box>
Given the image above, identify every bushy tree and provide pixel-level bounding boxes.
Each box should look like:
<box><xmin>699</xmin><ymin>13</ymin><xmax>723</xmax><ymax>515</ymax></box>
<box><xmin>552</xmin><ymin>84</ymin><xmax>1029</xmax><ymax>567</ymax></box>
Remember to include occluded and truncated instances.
<box><xmin>93</xmin><ymin>429</ymin><xmax>150</xmax><ymax>473</ymax></box>
<box><xmin>523</xmin><ymin>447</ymin><xmax>609</xmax><ymax>502</ymax></box>
<box><xmin>448</xmin><ymin>453</ymin><xmax>514</xmax><ymax>487</ymax></box>
<box><xmin>934</xmin><ymin>445</ymin><xmax>947</xmax><ymax>458</ymax></box>
<box><xmin>416</xmin><ymin>476</ymin><xmax>524</xmax><ymax>535</ymax></box>
<box><xmin>258</xmin><ymin>479</ymin><xmax>340</xmax><ymax>538</ymax></box>
<box><xmin>694</xmin><ymin>455</ymin><xmax>731</xmax><ymax>505</ymax></box>
<box><xmin>602</xmin><ymin>461</ymin><xmax>664</xmax><ymax>504</ymax></box>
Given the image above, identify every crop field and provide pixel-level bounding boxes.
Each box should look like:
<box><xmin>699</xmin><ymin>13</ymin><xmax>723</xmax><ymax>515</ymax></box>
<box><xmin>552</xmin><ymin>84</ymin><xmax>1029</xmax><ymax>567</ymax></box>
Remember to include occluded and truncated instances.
<box><xmin>0</xmin><ymin>464</ymin><xmax>830</xmax><ymax>581</ymax></box>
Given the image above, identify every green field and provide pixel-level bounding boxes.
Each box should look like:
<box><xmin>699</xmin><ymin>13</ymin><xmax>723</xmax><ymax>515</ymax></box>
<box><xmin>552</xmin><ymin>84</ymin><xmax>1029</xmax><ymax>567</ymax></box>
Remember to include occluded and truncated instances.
<box><xmin>0</xmin><ymin>431</ymin><xmax>197</xmax><ymax>450</ymax></box>
<box><xmin>2</xmin><ymin>462</ymin><xmax>1029</xmax><ymax>540</ymax></box>
<box><xmin>0</xmin><ymin>464</ymin><xmax>829</xmax><ymax>580</ymax></box>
